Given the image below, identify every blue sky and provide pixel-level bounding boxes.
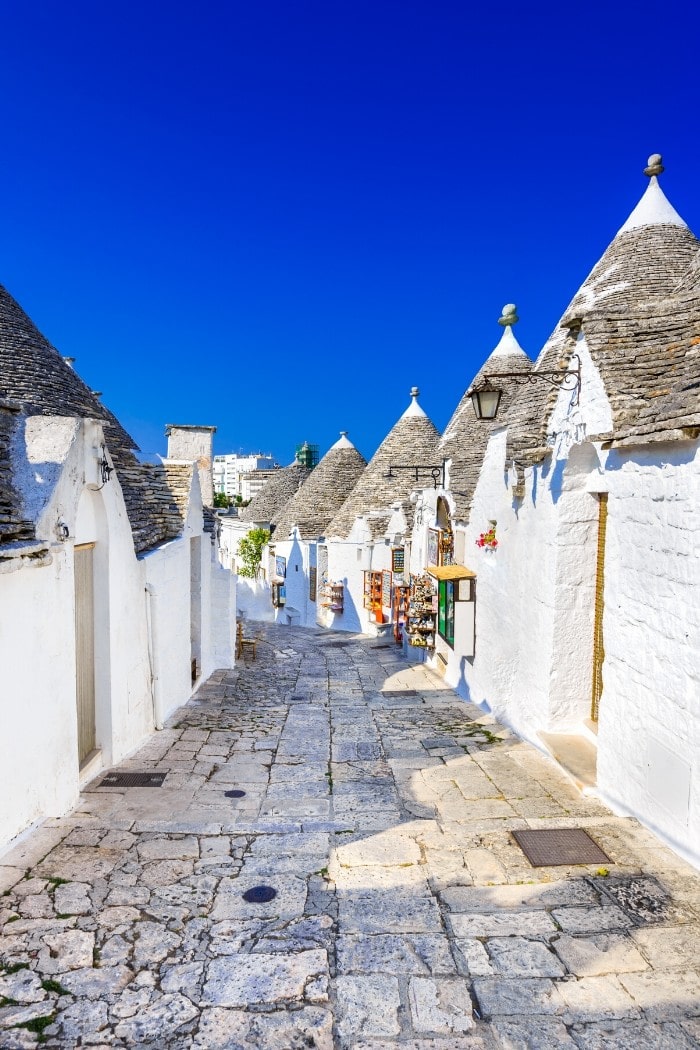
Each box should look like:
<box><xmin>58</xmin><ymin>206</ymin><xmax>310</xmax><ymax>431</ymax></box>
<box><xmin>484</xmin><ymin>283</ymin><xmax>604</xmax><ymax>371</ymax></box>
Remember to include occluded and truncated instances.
<box><xmin>1</xmin><ymin>2</ymin><xmax>697</xmax><ymax>464</ymax></box>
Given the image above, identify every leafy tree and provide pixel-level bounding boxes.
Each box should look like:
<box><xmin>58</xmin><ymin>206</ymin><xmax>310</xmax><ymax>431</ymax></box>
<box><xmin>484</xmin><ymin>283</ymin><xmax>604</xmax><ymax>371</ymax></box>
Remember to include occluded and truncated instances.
<box><xmin>236</xmin><ymin>528</ymin><xmax>270</xmax><ymax>578</ymax></box>
<box><xmin>214</xmin><ymin>492</ymin><xmax>230</xmax><ymax>509</ymax></box>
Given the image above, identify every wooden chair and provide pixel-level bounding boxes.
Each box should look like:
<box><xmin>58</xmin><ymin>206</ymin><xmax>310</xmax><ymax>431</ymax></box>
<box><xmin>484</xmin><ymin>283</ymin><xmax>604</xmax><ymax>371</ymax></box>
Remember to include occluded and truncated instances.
<box><xmin>236</xmin><ymin>621</ymin><xmax>257</xmax><ymax>661</ymax></box>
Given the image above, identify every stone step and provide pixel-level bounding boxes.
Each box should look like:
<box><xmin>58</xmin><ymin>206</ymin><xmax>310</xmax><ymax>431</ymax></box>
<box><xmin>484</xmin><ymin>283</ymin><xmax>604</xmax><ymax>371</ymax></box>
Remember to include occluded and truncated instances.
<box><xmin>538</xmin><ymin>731</ymin><xmax>597</xmax><ymax>791</ymax></box>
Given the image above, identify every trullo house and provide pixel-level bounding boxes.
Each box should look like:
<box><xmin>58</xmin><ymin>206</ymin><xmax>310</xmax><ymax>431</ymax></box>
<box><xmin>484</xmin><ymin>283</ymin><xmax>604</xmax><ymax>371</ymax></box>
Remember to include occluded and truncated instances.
<box><xmin>325</xmin><ymin>388</ymin><xmax>440</xmax><ymax>634</ymax></box>
<box><xmin>0</xmin><ymin>283</ymin><xmax>235</xmax><ymax>851</ymax></box>
<box><xmin>409</xmin><ymin>155</ymin><xmax>700</xmax><ymax>866</ymax></box>
<box><xmin>271</xmin><ymin>432</ymin><xmax>367</xmax><ymax>627</ymax></box>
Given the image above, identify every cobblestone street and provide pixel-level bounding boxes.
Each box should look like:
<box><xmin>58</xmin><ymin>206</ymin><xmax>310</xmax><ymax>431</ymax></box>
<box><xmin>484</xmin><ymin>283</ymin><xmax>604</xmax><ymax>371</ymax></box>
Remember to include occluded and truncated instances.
<box><xmin>1</xmin><ymin>623</ymin><xmax>699</xmax><ymax>1048</ymax></box>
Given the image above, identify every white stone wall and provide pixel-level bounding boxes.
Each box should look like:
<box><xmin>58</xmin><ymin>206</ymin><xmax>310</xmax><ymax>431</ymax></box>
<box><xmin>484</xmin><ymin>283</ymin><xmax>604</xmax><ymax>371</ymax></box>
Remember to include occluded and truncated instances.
<box><xmin>142</xmin><ymin>541</ymin><xmax>193</xmax><ymax>727</ymax></box>
<box><xmin>236</xmin><ymin>578</ymin><xmax>275</xmax><ymax>622</ymax></box>
<box><xmin>210</xmin><ymin>561</ymin><xmax>237</xmax><ymax>668</ymax></box>
<box><xmin>596</xmin><ymin>440</ymin><xmax>700</xmax><ymax>865</ymax></box>
<box><xmin>0</xmin><ymin>549</ymin><xmax>78</xmax><ymax>846</ymax></box>
<box><xmin>326</xmin><ymin>529</ymin><xmax>394</xmax><ymax>635</ymax></box>
<box><xmin>0</xmin><ymin>416</ymin><xmax>235</xmax><ymax>852</ymax></box>
<box><xmin>270</xmin><ymin>534</ymin><xmax>318</xmax><ymax>628</ymax></box>
<box><xmin>421</xmin><ymin>341</ymin><xmax>700</xmax><ymax>864</ymax></box>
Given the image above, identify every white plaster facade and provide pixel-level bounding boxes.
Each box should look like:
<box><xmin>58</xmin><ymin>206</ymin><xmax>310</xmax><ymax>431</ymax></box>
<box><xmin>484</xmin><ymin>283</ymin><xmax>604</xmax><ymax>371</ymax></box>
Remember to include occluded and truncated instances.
<box><xmin>407</xmin><ymin>206</ymin><xmax>700</xmax><ymax>865</ymax></box>
<box><xmin>0</xmin><ymin>413</ymin><xmax>235</xmax><ymax>852</ymax></box>
<box><xmin>447</xmin><ymin>414</ymin><xmax>700</xmax><ymax>866</ymax></box>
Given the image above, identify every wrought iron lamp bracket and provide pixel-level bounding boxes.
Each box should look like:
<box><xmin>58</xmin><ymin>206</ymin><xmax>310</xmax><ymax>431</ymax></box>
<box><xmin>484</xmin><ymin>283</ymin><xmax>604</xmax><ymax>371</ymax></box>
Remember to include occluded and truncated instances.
<box><xmin>94</xmin><ymin>444</ymin><xmax>114</xmax><ymax>488</ymax></box>
<box><xmin>479</xmin><ymin>354</ymin><xmax>582</xmax><ymax>406</ymax></box>
<box><xmin>384</xmin><ymin>461</ymin><xmax>446</xmax><ymax>489</ymax></box>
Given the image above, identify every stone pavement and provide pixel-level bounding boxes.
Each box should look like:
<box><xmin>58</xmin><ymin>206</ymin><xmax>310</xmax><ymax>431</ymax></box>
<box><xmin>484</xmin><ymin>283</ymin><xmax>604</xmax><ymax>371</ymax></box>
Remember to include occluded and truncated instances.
<box><xmin>1</xmin><ymin>624</ymin><xmax>699</xmax><ymax>1049</ymax></box>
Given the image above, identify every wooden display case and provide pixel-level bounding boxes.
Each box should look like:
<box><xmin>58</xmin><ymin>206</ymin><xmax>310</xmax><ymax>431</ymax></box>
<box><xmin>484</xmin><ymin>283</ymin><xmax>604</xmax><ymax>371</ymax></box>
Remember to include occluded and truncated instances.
<box><xmin>363</xmin><ymin>570</ymin><xmax>385</xmax><ymax>623</ymax></box>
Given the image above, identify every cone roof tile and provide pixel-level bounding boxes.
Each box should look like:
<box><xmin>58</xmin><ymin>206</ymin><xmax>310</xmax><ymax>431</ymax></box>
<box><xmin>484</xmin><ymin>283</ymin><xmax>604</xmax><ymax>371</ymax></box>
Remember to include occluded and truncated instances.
<box><xmin>274</xmin><ymin>435</ymin><xmax>367</xmax><ymax>540</ymax></box>
<box><xmin>505</xmin><ymin>167</ymin><xmax>700</xmax><ymax>463</ymax></box>
<box><xmin>328</xmin><ymin>391</ymin><xmax>440</xmax><ymax>538</ymax></box>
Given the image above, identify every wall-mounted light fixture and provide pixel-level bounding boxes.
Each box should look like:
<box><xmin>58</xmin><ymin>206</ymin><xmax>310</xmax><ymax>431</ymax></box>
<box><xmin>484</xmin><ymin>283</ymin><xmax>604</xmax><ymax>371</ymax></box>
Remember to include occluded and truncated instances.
<box><xmin>469</xmin><ymin>314</ymin><xmax>583</xmax><ymax>422</ymax></box>
<box><xmin>97</xmin><ymin>444</ymin><xmax>114</xmax><ymax>485</ymax></box>
<box><xmin>55</xmin><ymin>519</ymin><xmax>70</xmax><ymax>541</ymax></box>
<box><xmin>469</xmin><ymin>354</ymin><xmax>582</xmax><ymax>421</ymax></box>
<box><xmin>383</xmin><ymin>461</ymin><xmax>446</xmax><ymax>489</ymax></box>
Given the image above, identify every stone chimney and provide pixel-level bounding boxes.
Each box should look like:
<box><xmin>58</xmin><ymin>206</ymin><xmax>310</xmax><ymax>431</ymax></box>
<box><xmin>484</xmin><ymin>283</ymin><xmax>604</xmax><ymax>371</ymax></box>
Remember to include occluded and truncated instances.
<box><xmin>165</xmin><ymin>424</ymin><xmax>216</xmax><ymax>507</ymax></box>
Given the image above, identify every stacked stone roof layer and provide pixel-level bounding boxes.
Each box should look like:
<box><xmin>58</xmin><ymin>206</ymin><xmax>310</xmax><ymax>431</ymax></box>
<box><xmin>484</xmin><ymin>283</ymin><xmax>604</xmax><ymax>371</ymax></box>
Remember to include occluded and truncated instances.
<box><xmin>0</xmin><ymin>402</ymin><xmax>34</xmax><ymax>545</ymax></box>
<box><xmin>328</xmin><ymin>398</ymin><xmax>440</xmax><ymax>539</ymax></box>
<box><xmin>239</xmin><ymin>462</ymin><xmax>313</xmax><ymax>527</ymax></box>
<box><xmin>273</xmin><ymin>438</ymin><xmax>367</xmax><ymax>541</ymax></box>
<box><xmin>505</xmin><ymin>178</ymin><xmax>700</xmax><ymax>464</ymax></box>
<box><xmin>0</xmin><ymin>284</ymin><xmax>190</xmax><ymax>553</ymax></box>
<box><xmin>583</xmin><ymin>281</ymin><xmax>700</xmax><ymax>446</ymax></box>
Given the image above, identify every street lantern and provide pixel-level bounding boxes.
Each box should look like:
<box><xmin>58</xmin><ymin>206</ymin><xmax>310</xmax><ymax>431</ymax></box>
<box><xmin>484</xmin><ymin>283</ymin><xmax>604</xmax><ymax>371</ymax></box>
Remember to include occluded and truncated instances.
<box><xmin>469</xmin><ymin>382</ymin><xmax>502</xmax><ymax>421</ymax></box>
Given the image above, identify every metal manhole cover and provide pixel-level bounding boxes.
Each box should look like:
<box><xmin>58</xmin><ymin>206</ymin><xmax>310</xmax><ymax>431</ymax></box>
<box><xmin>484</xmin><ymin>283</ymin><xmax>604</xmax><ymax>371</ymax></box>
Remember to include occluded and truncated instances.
<box><xmin>512</xmin><ymin>828</ymin><xmax>610</xmax><ymax>867</ymax></box>
<box><xmin>242</xmin><ymin>885</ymin><xmax>277</xmax><ymax>904</ymax></box>
<box><xmin>224</xmin><ymin>789</ymin><xmax>246</xmax><ymax>798</ymax></box>
<box><xmin>99</xmin><ymin>772</ymin><xmax>166</xmax><ymax>788</ymax></box>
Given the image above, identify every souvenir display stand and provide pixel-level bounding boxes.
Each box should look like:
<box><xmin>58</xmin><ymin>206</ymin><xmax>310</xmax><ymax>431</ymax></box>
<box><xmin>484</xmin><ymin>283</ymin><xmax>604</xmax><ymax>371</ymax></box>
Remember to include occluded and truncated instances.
<box><xmin>406</xmin><ymin>573</ymin><xmax>436</xmax><ymax>651</ymax></box>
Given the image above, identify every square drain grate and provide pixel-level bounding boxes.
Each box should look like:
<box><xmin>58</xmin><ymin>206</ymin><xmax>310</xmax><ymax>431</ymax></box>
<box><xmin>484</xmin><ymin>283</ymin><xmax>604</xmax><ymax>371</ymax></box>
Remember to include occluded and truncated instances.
<box><xmin>512</xmin><ymin>828</ymin><xmax>610</xmax><ymax>867</ymax></box>
<box><xmin>99</xmin><ymin>772</ymin><xmax>166</xmax><ymax>788</ymax></box>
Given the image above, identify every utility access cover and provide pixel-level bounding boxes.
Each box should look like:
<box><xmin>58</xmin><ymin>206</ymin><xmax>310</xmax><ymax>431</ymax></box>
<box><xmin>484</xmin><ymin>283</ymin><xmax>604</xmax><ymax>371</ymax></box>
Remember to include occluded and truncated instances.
<box><xmin>99</xmin><ymin>772</ymin><xmax>166</xmax><ymax>788</ymax></box>
<box><xmin>512</xmin><ymin>828</ymin><xmax>610</xmax><ymax>867</ymax></box>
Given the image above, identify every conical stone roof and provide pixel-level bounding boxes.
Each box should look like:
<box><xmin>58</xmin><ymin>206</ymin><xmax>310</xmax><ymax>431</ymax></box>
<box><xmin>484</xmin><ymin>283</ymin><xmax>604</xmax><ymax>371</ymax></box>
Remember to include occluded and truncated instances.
<box><xmin>327</xmin><ymin>389</ymin><xmax>440</xmax><ymax>539</ymax></box>
<box><xmin>506</xmin><ymin>157</ymin><xmax>700</xmax><ymax>464</ymax></box>
<box><xmin>441</xmin><ymin>307</ymin><xmax>532</xmax><ymax>522</ymax></box>
<box><xmin>0</xmin><ymin>283</ymin><xmax>187</xmax><ymax>553</ymax></box>
<box><xmin>239</xmin><ymin>462</ymin><xmax>313</xmax><ymax>527</ymax></box>
<box><xmin>274</xmin><ymin>433</ymin><xmax>367</xmax><ymax>540</ymax></box>
<box><xmin>0</xmin><ymin>283</ymin><xmax>136</xmax><ymax>450</ymax></box>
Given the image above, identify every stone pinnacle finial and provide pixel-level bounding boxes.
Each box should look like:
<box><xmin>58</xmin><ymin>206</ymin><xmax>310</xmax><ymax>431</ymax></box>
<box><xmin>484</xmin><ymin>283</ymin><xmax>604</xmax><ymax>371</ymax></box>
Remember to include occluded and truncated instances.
<box><xmin>340</xmin><ymin>430</ymin><xmax>348</xmax><ymax>437</ymax></box>
<box><xmin>498</xmin><ymin>304</ymin><xmax>519</xmax><ymax>327</ymax></box>
<box><xmin>410</xmin><ymin>386</ymin><xmax>420</xmax><ymax>399</ymax></box>
<box><xmin>644</xmin><ymin>153</ymin><xmax>664</xmax><ymax>178</ymax></box>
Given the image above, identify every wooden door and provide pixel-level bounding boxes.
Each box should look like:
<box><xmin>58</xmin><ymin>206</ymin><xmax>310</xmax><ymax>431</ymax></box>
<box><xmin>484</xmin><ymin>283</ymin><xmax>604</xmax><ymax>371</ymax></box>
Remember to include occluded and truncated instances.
<box><xmin>74</xmin><ymin>543</ymin><xmax>96</xmax><ymax>764</ymax></box>
<box><xmin>591</xmin><ymin>494</ymin><xmax>608</xmax><ymax>722</ymax></box>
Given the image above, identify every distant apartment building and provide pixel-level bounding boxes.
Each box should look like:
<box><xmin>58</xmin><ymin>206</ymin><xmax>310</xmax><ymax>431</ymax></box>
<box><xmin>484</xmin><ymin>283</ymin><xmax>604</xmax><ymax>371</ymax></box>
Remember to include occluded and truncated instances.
<box><xmin>213</xmin><ymin>453</ymin><xmax>279</xmax><ymax>501</ymax></box>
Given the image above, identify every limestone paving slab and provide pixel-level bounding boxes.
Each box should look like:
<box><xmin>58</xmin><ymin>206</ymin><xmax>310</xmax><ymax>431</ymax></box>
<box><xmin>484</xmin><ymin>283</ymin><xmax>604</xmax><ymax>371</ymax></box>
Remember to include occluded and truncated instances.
<box><xmin>1</xmin><ymin>621</ymin><xmax>700</xmax><ymax>1047</ymax></box>
<box><xmin>337</xmin><ymin>933</ymin><xmax>456</xmax><ymax>975</ymax></box>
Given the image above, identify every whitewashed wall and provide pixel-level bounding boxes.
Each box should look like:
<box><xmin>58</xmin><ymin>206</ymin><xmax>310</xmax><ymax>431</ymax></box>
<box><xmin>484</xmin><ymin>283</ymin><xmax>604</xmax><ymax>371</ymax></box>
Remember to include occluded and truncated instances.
<box><xmin>422</xmin><ymin>334</ymin><xmax>700</xmax><ymax>864</ymax></box>
<box><xmin>326</xmin><ymin>526</ymin><xmax>394</xmax><ymax>635</ymax></box>
<box><xmin>236</xmin><ymin>578</ymin><xmax>274</xmax><ymax>622</ymax></box>
<box><xmin>0</xmin><ymin>416</ymin><xmax>235</xmax><ymax>852</ymax></box>
<box><xmin>597</xmin><ymin>440</ymin><xmax>700</xmax><ymax>865</ymax></box>
<box><xmin>270</xmin><ymin>533</ymin><xmax>318</xmax><ymax>627</ymax></box>
<box><xmin>0</xmin><ymin>547</ymin><xmax>78</xmax><ymax>847</ymax></box>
